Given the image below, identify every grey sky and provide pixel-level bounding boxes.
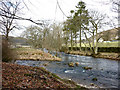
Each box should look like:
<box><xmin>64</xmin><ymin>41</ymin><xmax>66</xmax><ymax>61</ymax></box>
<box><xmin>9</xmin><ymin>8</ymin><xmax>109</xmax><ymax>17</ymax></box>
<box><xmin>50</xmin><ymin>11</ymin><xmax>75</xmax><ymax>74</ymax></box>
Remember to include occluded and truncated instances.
<box><xmin>9</xmin><ymin>0</ymin><xmax>118</xmax><ymax>37</ymax></box>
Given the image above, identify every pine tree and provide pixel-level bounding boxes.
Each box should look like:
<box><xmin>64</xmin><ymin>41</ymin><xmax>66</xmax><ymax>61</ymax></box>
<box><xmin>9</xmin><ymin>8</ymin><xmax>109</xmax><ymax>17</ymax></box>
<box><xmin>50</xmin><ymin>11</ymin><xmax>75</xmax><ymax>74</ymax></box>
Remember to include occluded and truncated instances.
<box><xmin>73</xmin><ymin>1</ymin><xmax>89</xmax><ymax>51</ymax></box>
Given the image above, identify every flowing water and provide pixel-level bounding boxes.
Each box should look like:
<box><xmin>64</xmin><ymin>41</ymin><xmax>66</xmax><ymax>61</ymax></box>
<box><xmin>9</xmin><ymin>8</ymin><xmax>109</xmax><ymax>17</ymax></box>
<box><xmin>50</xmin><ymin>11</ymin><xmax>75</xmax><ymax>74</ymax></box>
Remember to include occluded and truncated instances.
<box><xmin>15</xmin><ymin>50</ymin><xmax>119</xmax><ymax>88</ymax></box>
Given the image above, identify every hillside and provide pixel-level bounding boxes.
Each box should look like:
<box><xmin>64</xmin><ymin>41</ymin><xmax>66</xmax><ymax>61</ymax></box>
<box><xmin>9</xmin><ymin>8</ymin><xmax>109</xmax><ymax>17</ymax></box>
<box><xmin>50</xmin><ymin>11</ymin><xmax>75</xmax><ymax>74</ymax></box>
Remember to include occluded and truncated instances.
<box><xmin>2</xmin><ymin>35</ymin><xmax>28</xmax><ymax>45</ymax></box>
<box><xmin>88</xmin><ymin>27</ymin><xmax>120</xmax><ymax>42</ymax></box>
<box><xmin>99</xmin><ymin>27</ymin><xmax>120</xmax><ymax>41</ymax></box>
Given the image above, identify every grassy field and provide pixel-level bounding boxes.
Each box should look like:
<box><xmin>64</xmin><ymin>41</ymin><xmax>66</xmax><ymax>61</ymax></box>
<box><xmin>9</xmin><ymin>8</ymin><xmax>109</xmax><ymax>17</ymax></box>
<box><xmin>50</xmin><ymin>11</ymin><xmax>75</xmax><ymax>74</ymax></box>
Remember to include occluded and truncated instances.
<box><xmin>68</xmin><ymin>41</ymin><xmax>120</xmax><ymax>47</ymax></box>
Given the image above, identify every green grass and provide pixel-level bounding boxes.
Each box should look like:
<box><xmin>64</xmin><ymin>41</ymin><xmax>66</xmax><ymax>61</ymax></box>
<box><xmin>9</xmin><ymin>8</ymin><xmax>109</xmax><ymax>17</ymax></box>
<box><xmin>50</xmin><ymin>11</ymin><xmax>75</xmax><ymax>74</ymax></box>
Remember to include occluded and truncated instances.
<box><xmin>68</xmin><ymin>41</ymin><xmax>120</xmax><ymax>47</ymax></box>
<box><xmin>51</xmin><ymin>73</ymin><xmax>62</xmax><ymax>80</ymax></box>
<box><xmin>97</xmin><ymin>41</ymin><xmax>119</xmax><ymax>47</ymax></box>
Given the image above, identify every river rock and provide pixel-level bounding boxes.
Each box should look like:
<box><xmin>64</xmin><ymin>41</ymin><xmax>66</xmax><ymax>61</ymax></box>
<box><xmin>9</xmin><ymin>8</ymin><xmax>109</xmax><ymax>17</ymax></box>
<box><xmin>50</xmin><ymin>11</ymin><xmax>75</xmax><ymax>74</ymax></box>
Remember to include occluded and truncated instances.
<box><xmin>92</xmin><ymin>77</ymin><xmax>97</xmax><ymax>81</ymax></box>
<box><xmin>68</xmin><ymin>62</ymin><xmax>74</xmax><ymax>67</ymax></box>
<box><xmin>90</xmin><ymin>83</ymin><xmax>95</xmax><ymax>86</ymax></box>
<box><xmin>75</xmin><ymin>62</ymin><xmax>79</xmax><ymax>66</ymax></box>
<box><xmin>83</xmin><ymin>67</ymin><xmax>92</xmax><ymax>70</ymax></box>
<box><xmin>43</xmin><ymin>63</ymin><xmax>48</xmax><ymax>66</ymax></box>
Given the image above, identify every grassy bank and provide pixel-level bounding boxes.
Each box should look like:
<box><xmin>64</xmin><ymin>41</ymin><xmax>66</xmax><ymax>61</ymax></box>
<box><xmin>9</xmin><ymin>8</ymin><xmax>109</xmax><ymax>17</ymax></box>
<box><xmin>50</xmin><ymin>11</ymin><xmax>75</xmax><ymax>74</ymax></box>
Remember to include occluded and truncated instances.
<box><xmin>2</xmin><ymin>62</ymin><xmax>87</xmax><ymax>89</ymax></box>
<box><xmin>66</xmin><ymin>51</ymin><xmax>120</xmax><ymax>60</ymax></box>
<box><xmin>12</xmin><ymin>47</ymin><xmax>61</xmax><ymax>61</ymax></box>
<box><xmin>68</xmin><ymin>41</ymin><xmax>120</xmax><ymax>47</ymax></box>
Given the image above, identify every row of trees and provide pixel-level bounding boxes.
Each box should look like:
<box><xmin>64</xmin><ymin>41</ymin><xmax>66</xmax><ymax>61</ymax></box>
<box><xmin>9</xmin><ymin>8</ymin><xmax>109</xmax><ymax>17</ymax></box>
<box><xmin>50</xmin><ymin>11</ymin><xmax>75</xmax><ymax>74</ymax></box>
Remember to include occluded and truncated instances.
<box><xmin>0</xmin><ymin>0</ymin><xmax>118</xmax><ymax>43</ymax></box>
<box><xmin>22</xmin><ymin>1</ymin><xmax>117</xmax><ymax>55</ymax></box>
<box><xmin>63</xmin><ymin>1</ymin><xmax>109</xmax><ymax>54</ymax></box>
<box><xmin>0</xmin><ymin>0</ymin><xmax>118</xmax><ymax>57</ymax></box>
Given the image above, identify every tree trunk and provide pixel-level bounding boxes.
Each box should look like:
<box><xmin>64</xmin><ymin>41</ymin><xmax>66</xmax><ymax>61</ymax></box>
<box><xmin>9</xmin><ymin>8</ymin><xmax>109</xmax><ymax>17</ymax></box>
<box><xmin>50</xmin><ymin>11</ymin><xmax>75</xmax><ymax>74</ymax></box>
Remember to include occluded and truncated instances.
<box><xmin>92</xmin><ymin>31</ymin><xmax>95</xmax><ymax>54</ymax></box>
<box><xmin>75</xmin><ymin>36</ymin><xmax>77</xmax><ymax>51</ymax></box>
<box><xmin>79</xmin><ymin>26</ymin><xmax>82</xmax><ymax>51</ymax></box>
<box><xmin>84</xmin><ymin>32</ymin><xmax>93</xmax><ymax>52</ymax></box>
<box><xmin>70</xmin><ymin>30</ymin><xmax>73</xmax><ymax>51</ymax></box>
<box><xmin>6</xmin><ymin>29</ymin><xmax>9</xmax><ymax>41</ymax></box>
<box><xmin>95</xmin><ymin>26</ymin><xmax>98</xmax><ymax>54</ymax></box>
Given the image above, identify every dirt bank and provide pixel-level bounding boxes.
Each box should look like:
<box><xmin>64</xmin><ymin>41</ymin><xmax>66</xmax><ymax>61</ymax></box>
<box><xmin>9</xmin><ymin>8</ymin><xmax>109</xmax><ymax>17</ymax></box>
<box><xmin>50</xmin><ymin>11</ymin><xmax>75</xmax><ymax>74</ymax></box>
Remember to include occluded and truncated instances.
<box><xmin>2</xmin><ymin>62</ymin><xmax>87</xmax><ymax>89</ymax></box>
<box><xmin>66</xmin><ymin>51</ymin><xmax>120</xmax><ymax>61</ymax></box>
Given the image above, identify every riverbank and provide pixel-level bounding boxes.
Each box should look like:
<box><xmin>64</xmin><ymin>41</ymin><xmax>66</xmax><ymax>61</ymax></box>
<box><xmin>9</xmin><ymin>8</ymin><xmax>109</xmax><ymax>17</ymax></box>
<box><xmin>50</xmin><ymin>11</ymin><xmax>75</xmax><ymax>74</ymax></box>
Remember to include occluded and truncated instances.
<box><xmin>12</xmin><ymin>47</ymin><xmax>61</xmax><ymax>61</ymax></box>
<box><xmin>66</xmin><ymin>51</ymin><xmax>120</xmax><ymax>60</ymax></box>
<box><xmin>2</xmin><ymin>62</ymin><xmax>87</xmax><ymax>89</ymax></box>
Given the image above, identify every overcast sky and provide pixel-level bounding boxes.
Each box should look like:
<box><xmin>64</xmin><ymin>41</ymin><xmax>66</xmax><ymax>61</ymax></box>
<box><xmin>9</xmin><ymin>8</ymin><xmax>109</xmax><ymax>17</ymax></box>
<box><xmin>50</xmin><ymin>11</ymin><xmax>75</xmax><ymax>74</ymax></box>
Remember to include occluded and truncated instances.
<box><xmin>9</xmin><ymin>0</ymin><xmax>118</xmax><ymax>37</ymax></box>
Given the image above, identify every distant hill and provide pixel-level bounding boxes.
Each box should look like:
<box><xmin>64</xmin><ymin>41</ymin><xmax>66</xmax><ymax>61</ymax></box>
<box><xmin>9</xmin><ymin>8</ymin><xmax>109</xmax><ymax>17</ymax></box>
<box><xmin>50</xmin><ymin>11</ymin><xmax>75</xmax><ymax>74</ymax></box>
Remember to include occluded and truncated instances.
<box><xmin>98</xmin><ymin>27</ymin><xmax>120</xmax><ymax>41</ymax></box>
<box><xmin>88</xmin><ymin>27</ymin><xmax>120</xmax><ymax>42</ymax></box>
<box><xmin>2</xmin><ymin>35</ymin><xmax>28</xmax><ymax>45</ymax></box>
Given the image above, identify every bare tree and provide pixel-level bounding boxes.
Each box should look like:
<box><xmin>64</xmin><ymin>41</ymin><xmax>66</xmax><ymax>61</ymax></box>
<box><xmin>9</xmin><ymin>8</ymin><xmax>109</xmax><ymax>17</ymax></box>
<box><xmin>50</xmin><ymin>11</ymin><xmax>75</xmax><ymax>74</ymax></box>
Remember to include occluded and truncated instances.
<box><xmin>85</xmin><ymin>10</ymin><xmax>107</xmax><ymax>54</ymax></box>
<box><xmin>99</xmin><ymin>0</ymin><xmax>119</xmax><ymax>27</ymax></box>
<box><xmin>110</xmin><ymin>0</ymin><xmax>120</xmax><ymax>13</ymax></box>
<box><xmin>43</xmin><ymin>23</ymin><xmax>63</xmax><ymax>51</ymax></box>
<box><xmin>0</xmin><ymin>0</ymin><xmax>21</xmax><ymax>40</ymax></box>
<box><xmin>22</xmin><ymin>25</ymin><xmax>43</xmax><ymax>48</ymax></box>
<box><xmin>0</xmin><ymin>0</ymin><xmax>43</xmax><ymax>41</ymax></box>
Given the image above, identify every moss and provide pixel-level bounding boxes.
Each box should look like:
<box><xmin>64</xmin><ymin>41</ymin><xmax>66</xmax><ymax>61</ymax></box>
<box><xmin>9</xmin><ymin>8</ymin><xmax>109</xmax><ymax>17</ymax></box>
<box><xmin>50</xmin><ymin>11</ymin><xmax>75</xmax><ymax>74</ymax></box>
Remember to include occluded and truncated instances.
<box><xmin>76</xmin><ymin>85</ymin><xmax>86</xmax><ymax>89</ymax></box>
<box><xmin>40</xmin><ymin>67</ymin><xmax>47</xmax><ymax>71</ymax></box>
<box><xmin>40</xmin><ymin>67</ymin><xmax>51</xmax><ymax>75</ymax></box>
<box><xmin>62</xmin><ymin>79</ymin><xmax>76</xmax><ymax>85</ymax></box>
<box><xmin>51</xmin><ymin>73</ymin><xmax>62</xmax><ymax>80</ymax></box>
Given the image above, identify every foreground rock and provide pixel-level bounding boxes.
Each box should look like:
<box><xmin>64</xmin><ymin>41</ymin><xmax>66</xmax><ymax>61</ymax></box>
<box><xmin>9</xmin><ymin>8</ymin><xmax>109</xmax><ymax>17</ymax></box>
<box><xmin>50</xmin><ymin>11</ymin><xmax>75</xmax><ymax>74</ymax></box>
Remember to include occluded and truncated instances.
<box><xmin>2</xmin><ymin>62</ymin><xmax>87</xmax><ymax>89</ymax></box>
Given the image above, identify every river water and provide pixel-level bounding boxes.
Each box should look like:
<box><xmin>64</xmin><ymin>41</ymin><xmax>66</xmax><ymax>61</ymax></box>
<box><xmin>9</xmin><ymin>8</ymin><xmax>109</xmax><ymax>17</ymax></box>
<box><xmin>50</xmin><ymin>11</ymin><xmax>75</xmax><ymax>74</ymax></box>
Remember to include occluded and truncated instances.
<box><xmin>15</xmin><ymin>50</ymin><xmax>119</xmax><ymax>88</ymax></box>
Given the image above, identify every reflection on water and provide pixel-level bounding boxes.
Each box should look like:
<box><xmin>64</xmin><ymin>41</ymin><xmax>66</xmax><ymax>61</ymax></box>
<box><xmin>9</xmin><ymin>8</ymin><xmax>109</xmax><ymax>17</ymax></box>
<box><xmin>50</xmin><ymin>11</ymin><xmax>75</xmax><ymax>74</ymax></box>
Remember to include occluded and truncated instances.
<box><xmin>15</xmin><ymin>51</ymin><xmax>119</xmax><ymax>88</ymax></box>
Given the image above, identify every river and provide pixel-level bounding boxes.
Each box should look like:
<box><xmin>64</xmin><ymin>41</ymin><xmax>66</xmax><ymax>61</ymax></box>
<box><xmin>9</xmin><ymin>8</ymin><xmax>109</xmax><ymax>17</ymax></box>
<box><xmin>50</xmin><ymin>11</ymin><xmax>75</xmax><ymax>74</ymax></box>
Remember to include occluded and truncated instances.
<box><xmin>15</xmin><ymin>50</ymin><xmax>119</xmax><ymax>88</ymax></box>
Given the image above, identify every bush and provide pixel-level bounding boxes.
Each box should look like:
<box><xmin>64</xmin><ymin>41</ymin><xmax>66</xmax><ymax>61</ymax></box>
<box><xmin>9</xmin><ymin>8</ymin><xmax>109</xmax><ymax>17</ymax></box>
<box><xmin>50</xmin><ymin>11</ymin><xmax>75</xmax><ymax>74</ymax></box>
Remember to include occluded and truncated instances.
<box><xmin>2</xmin><ymin>40</ymin><xmax>15</xmax><ymax>62</ymax></box>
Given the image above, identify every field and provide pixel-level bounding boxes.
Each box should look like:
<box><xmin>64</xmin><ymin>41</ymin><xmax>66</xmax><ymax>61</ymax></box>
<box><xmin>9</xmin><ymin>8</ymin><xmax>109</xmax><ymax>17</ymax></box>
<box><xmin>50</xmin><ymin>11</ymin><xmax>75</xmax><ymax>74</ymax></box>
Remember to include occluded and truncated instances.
<box><xmin>68</xmin><ymin>41</ymin><xmax>120</xmax><ymax>47</ymax></box>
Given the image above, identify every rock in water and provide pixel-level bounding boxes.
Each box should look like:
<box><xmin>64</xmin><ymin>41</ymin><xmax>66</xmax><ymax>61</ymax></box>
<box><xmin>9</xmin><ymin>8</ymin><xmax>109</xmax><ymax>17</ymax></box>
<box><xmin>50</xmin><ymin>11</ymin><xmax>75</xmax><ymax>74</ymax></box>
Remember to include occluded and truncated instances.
<box><xmin>68</xmin><ymin>62</ymin><xmax>74</xmax><ymax>67</ymax></box>
<box><xmin>90</xmin><ymin>83</ymin><xmax>95</xmax><ymax>86</ymax></box>
<box><xmin>92</xmin><ymin>78</ymin><xmax>98</xmax><ymax>81</ymax></box>
<box><xmin>75</xmin><ymin>62</ymin><xmax>79</xmax><ymax>66</ymax></box>
<box><xmin>83</xmin><ymin>67</ymin><xmax>92</xmax><ymax>70</ymax></box>
<box><xmin>43</xmin><ymin>63</ymin><xmax>48</xmax><ymax>66</ymax></box>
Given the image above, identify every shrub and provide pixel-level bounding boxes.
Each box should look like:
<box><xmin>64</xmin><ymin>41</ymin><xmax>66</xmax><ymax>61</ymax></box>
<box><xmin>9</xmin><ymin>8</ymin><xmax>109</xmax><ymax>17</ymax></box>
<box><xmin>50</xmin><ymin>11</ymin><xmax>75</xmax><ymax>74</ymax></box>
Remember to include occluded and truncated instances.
<box><xmin>2</xmin><ymin>40</ymin><xmax>15</xmax><ymax>62</ymax></box>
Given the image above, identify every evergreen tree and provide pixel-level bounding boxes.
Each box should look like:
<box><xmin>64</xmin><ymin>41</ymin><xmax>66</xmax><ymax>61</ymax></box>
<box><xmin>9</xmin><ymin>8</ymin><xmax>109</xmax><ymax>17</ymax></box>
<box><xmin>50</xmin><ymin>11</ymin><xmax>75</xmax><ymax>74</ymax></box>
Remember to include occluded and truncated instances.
<box><xmin>73</xmin><ymin>1</ymin><xmax>89</xmax><ymax>51</ymax></box>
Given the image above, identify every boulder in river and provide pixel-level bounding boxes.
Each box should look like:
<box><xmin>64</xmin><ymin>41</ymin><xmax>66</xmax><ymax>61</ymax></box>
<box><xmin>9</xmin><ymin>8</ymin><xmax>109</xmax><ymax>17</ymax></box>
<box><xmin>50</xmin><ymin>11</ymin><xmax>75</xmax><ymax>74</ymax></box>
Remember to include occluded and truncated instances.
<box><xmin>90</xmin><ymin>83</ymin><xmax>95</xmax><ymax>86</ymax></box>
<box><xmin>75</xmin><ymin>62</ymin><xmax>79</xmax><ymax>66</ymax></box>
<box><xmin>43</xmin><ymin>63</ymin><xmax>48</xmax><ymax>66</ymax></box>
<box><xmin>92</xmin><ymin>77</ymin><xmax>98</xmax><ymax>81</ymax></box>
<box><xmin>83</xmin><ymin>67</ymin><xmax>92</xmax><ymax>70</ymax></box>
<box><xmin>68</xmin><ymin>62</ymin><xmax>74</xmax><ymax>67</ymax></box>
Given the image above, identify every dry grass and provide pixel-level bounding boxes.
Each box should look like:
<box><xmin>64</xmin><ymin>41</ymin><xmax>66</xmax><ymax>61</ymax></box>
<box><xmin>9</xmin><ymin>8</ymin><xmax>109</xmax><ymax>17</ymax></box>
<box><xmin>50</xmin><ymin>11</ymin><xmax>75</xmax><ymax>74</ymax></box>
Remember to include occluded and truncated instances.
<box><xmin>13</xmin><ymin>47</ymin><xmax>61</xmax><ymax>61</ymax></box>
<box><xmin>67</xmin><ymin>51</ymin><xmax>120</xmax><ymax>60</ymax></box>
